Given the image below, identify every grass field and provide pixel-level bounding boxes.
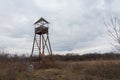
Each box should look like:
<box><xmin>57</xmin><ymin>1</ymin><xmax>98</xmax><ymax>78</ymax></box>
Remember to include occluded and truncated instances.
<box><xmin>0</xmin><ymin>60</ymin><xmax>120</xmax><ymax>80</ymax></box>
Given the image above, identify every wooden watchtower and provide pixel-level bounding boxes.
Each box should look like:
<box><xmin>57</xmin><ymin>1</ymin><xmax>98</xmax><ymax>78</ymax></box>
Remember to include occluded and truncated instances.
<box><xmin>30</xmin><ymin>17</ymin><xmax>53</xmax><ymax>64</ymax></box>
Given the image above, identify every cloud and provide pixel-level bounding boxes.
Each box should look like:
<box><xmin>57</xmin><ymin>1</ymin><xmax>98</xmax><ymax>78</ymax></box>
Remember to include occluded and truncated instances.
<box><xmin>0</xmin><ymin>0</ymin><xmax>119</xmax><ymax>54</ymax></box>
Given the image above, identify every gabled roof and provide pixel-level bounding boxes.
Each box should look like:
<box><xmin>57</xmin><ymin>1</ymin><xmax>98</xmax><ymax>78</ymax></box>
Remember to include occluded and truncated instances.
<box><xmin>34</xmin><ymin>17</ymin><xmax>49</xmax><ymax>24</ymax></box>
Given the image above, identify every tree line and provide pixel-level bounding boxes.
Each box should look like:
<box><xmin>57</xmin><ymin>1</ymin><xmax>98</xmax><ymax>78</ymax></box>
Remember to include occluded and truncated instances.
<box><xmin>0</xmin><ymin>51</ymin><xmax>120</xmax><ymax>62</ymax></box>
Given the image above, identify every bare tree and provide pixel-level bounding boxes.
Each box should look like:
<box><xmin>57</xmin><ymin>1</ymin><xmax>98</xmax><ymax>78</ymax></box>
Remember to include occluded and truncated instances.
<box><xmin>105</xmin><ymin>17</ymin><xmax>120</xmax><ymax>51</ymax></box>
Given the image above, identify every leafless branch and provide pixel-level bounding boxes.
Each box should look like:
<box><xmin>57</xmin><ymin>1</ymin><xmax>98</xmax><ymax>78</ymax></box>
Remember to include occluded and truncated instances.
<box><xmin>105</xmin><ymin>17</ymin><xmax>120</xmax><ymax>51</ymax></box>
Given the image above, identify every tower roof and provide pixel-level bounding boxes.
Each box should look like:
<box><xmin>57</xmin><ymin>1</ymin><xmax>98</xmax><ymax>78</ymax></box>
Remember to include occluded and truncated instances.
<box><xmin>34</xmin><ymin>17</ymin><xmax>49</xmax><ymax>24</ymax></box>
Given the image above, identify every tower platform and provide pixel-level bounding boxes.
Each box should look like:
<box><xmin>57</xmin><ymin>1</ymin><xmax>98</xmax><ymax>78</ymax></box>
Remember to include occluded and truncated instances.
<box><xmin>35</xmin><ymin>26</ymin><xmax>48</xmax><ymax>35</ymax></box>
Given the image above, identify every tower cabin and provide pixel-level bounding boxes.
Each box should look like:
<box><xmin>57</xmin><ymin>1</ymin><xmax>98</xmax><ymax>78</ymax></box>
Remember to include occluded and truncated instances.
<box><xmin>34</xmin><ymin>17</ymin><xmax>49</xmax><ymax>35</ymax></box>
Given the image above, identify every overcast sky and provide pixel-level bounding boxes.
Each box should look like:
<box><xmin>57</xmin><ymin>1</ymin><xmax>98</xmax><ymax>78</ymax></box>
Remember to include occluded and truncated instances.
<box><xmin>0</xmin><ymin>0</ymin><xmax>120</xmax><ymax>54</ymax></box>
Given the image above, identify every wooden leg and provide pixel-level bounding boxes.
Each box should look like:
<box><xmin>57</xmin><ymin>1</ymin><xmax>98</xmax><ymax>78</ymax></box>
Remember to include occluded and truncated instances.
<box><xmin>30</xmin><ymin>34</ymin><xmax>36</xmax><ymax>64</ymax></box>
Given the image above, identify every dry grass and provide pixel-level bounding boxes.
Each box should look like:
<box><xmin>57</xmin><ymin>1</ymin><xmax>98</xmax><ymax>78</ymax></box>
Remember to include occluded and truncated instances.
<box><xmin>70</xmin><ymin>60</ymin><xmax>120</xmax><ymax>80</ymax></box>
<box><xmin>0</xmin><ymin>60</ymin><xmax>120</xmax><ymax>80</ymax></box>
<box><xmin>31</xmin><ymin>60</ymin><xmax>120</xmax><ymax>80</ymax></box>
<box><xmin>0</xmin><ymin>60</ymin><xmax>28</xmax><ymax>80</ymax></box>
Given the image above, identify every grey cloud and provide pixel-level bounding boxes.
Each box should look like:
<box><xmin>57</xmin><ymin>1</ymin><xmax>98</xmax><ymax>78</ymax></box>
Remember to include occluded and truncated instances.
<box><xmin>0</xmin><ymin>0</ymin><xmax>119</xmax><ymax>53</ymax></box>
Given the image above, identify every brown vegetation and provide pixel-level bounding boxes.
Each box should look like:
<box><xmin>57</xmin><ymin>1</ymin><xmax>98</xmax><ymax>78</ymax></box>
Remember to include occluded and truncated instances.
<box><xmin>0</xmin><ymin>52</ymin><xmax>120</xmax><ymax>80</ymax></box>
<box><xmin>25</xmin><ymin>60</ymin><xmax>120</xmax><ymax>80</ymax></box>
